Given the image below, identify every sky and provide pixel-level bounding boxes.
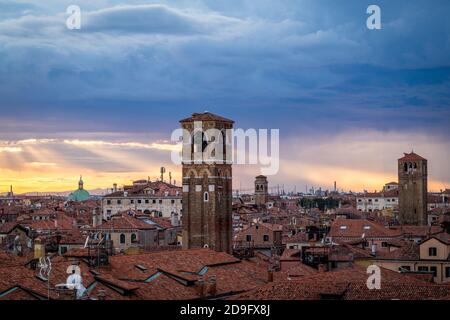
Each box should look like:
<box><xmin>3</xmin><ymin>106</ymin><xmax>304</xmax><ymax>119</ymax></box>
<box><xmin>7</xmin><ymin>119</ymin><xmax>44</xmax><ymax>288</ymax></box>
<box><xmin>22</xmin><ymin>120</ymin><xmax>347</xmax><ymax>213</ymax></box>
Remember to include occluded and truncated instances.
<box><xmin>0</xmin><ymin>0</ymin><xmax>449</xmax><ymax>194</ymax></box>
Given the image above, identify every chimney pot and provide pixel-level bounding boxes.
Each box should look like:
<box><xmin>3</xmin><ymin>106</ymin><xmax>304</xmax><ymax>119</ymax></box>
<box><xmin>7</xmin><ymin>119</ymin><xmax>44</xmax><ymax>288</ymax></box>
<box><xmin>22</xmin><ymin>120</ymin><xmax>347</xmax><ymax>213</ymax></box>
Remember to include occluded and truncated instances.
<box><xmin>267</xmin><ymin>268</ymin><xmax>274</xmax><ymax>283</ymax></box>
<box><xmin>318</xmin><ymin>264</ymin><xmax>327</xmax><ymax>272</ymax></box>
<box><xmin>196</xmin><ymin>276</ymin><xmax>206</xmax><ymax>298</ymax></box>
<box><xmin>207</xmin><ymin>276</ymin><xmax>217</xmax><ymax>297</ymax></box>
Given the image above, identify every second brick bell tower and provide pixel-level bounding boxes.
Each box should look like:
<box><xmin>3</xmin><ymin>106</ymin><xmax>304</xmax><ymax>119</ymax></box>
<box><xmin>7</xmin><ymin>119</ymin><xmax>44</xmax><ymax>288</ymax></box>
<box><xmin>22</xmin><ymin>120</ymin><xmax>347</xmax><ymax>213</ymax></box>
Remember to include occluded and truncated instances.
<box><xmin>180</xmin><ymin>112</ymin><xmax>233</xmax><ymax>253</ymax></box>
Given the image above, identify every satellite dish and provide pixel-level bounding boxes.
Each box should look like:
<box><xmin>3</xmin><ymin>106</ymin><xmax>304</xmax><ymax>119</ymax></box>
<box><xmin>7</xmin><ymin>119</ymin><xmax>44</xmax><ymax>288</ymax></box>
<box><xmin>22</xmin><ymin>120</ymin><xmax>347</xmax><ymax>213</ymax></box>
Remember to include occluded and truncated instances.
<box><xmin>203</xmin><ymin>244</ymin><xmax>209</xmax><ymax>248</ymax></box>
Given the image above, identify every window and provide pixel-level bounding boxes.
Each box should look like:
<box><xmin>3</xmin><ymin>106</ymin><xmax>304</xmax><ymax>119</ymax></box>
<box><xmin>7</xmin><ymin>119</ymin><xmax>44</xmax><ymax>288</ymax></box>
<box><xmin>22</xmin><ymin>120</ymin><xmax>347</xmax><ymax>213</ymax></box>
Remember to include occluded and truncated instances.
<box><xmin>171</xmin><ymin>199</ymin><xmax>175</xmax><ymax>204</ymax></box>
<box><xmin>138</xmin><ymin>200</ymin><xmax>142</xmax><ymax>204</ymax></box>
<box><xmin>130</xmin><ymin>200</ymin><xmax>134</xmax><ymax>204</ymax></box>
<box><xmin>430</xmin><ymin>266</ymin><xmax>437</xmax><ymax>277</ymax></box>
<box><xmin>60</xmin><ymin>246</ymin><xmax>68</xmax><ymax>254</ymax></box>
<box><xmin>117</xmin><ymin>200</ymin><xmax>122</xmax><ymax>205</ymax></box>
<box><xmin>159</xmin><ymin>200</ymin><xmax>162</xmax><ymax>204</ymax></box>
<box><xmin>120</xmin><ymin>234</ymin><xmax>126</xmax><ymax>244</ymax></box>
<box><xmin>153</xmin><ymin>200</ymin><xmax>156</xmax><ymax>204</ymax></box>
<box><xmin>145</xmin><ymin>200</ymin><xmax>149</xmax><ymax>204</ymax></box>
<box><xmin>418</xmin><ymin>266</ymin><xmax>429</xmax><ymax>272</ymax></box>
<box><xmin>446</xmin><ymin>267</ymin><xmax>450</xmax><ymax>278</ymax></box>
<box><xmin>131</xmin><ymin>233</ymin><xmax>137</xmax><ymax>243</ymax></box>
<box><xmin>381</xmin><ymin>242</ymin><xmax>388</xmax><ymax>247</ymax></box>
<box><xmin>107</xmin><ymin>210</ymin><xmax>112</xmax><ymax>215</ymax></box>
<box><xmin>263</xmin><ymin>235</ymin><xmax>269</xmax><ymax>242</ymax></box>
<box><xmin>399</xmin><ymin>266</ymin><xmax>411</xmax><ymax>271</ymax></box>
<box><xmin>106</xmin><ymin>200</ymin><xmax>111</xmax><ymax>205</ymax></box>
<box><xmin>429</xmin><ymin>247</ymin><xmax>437</xmax><ymax>257</ymax></box>
<box><xmin>358</xmin><ymin>199</ymin><xmax>362</xmax><ymax>202</ymax></box>
<box><xmin>204</xmin><ymin>192</ymin><xmax>209</xmax><ymax>202</ymax></box>
<box><xmin>246</xmin><ymin>235</ymin><xmax>252</xmax><ymax>242</ymax></box>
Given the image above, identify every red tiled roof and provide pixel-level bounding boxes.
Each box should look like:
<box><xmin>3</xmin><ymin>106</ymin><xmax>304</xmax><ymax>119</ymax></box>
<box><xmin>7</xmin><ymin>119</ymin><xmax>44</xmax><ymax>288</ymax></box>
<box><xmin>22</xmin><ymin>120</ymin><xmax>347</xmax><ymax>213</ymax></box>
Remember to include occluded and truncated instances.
<box><xmin>328</xmin><ymin>219</ymin><xmax>400</xmax><ymax>239</ymax></box>
<box><xmin>234</xmin><ymin>265</ymin><xmax>450</xmax><ymax>300</ymax></box>
<box><xmin>393</xmin><ymin>225</ymin><xmax>443</xmax><ymax>238</ymax></box>
<box><xmin>92</xmin><ymin>214</ymin><xmax>155</xmax><ymax>231</ymax></box>
<box><xmin>0</xmin><ymin>222</ymin><xmax>19</xmax><ymax>234</ymax></box>
<box><xmin>399</xmin><ymin>152</ymin><xmax>426</xmax><ymax>161</ymax></box>
<box><xmin>147</xmin><ymin>217</ymin><xmax>173</xmax><ymax>229</ymax></box>
<box><xmin>374</xmin><ymin>241</ymin><xmax>420</xmax><ymax>260</ymax></box>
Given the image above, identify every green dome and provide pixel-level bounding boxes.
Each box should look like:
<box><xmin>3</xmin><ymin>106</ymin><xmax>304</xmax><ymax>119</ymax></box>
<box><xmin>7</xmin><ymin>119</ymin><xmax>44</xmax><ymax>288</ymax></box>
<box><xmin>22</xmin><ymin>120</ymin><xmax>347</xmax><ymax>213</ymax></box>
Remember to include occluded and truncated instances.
<box><xmin>68</xmin><ymin>189</ymin><xmax>90</xmax><ymax>202</ymax></box>
<box><xmin>68</xmin><ymin>176</ymin><xmax>90</xmax><ymax>202</ymax></box>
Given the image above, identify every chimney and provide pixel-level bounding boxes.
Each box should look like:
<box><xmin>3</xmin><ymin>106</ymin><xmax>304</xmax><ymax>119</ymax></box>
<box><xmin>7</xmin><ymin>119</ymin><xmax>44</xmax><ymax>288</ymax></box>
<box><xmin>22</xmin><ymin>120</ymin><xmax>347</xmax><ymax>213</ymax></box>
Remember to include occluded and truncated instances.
<box><xmin>92</xmin><ymin>208</ymin><xmax>100</xmax><ymax>227</ymax></box>
<box><xmin>318</xmin><ymin>264</ymin><xmax>327</xmax><ymax>272</ymax></box>
<box><xmin>207</xmin><ymin>275</ymin><xmax>217</xmax><ymax>297</ymax></box>
<box><xmin>267</xmin><ymin>268</ymin><xmax>274</xmax><ymax>283</ymax></box>
<box><xmin>113</xmin><ymin>183</ymin><xmax>117</xmax><ymax>192</ymax></box>
<box><xmin>371</xmin><ymin>244</ymin><xmax>377</xmax><ymax>256</ymax></box>
<box><xmin>34</xmin><ymin>237</ymin><xmax>45</xmax><ymax>259</ymax></box>
<box><xmin>56</xmin><ymin>287</ymin><xmax>77</xmax><ymax>300</ymax></box>
<box><xmin>196</xmin><ymin>276</ymin><xmax>206</xmax><ymax>298</ymax></box>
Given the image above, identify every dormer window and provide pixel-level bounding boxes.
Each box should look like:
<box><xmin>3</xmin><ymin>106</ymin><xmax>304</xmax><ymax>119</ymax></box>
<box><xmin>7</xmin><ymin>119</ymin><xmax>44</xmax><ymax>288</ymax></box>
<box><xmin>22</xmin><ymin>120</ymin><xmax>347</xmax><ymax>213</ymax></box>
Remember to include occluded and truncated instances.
<box><xmin>429</xmin><ymin>247</ymin><xmax>437</xmax><ymax>257</ymax></box>
<box><xmin>363</xmin><ymin>225</ymin><xmax>371</xmax><ymax>230</ymax></box>
<box><xmin>204</xmin><ymin>192</ymin><xmax>209</xmax><ymax>202</ymax></box>
<box><xmin>339</xmin><ymin>225</ymin><xmax>347</xmax><ymax>230</ymax></box>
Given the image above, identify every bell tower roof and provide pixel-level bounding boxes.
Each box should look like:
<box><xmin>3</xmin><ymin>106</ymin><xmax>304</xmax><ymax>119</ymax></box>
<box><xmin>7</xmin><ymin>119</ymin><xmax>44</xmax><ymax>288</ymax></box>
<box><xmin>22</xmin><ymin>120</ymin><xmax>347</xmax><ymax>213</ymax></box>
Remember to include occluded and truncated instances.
<box><xmin>398</xmin><ymin>152</ymin><xmax>426</xmax><ymax>161</ymax></box>
<box><xmin>179</xmin><ymin>112</ymin><xmax>234</xmax><ymax>124</ymax></box>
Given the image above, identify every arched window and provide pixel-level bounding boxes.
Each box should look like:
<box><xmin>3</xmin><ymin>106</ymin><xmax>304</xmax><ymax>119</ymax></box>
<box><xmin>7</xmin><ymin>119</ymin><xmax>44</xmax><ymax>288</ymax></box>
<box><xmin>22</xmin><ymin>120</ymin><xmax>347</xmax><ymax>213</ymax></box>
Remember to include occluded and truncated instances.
<box><xmin>204</xmin><ymin>192</ymin><xmax>209</xmax><ymax>202</ymax></box>
<box><xmin>120</xmin><ymin>233</ymin><xmax>126</xmax><ymax>244</ymax></box>
<box><xmin>131</xmin><ymin>233</ymin><xmax>137</xmax><ymax>243</ymax></box>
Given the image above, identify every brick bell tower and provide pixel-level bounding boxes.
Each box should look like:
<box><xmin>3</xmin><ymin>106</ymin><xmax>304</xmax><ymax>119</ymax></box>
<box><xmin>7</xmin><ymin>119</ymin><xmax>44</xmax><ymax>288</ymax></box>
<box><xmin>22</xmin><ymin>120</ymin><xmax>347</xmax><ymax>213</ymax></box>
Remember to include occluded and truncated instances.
<box><xmin>398</xmin><ymin>151</ymin><xmax>428</xmax><ymax>225</ymax></box>
<box><xmin>180</xmin><ymin>112</ymin><xmax>233</xmax><ymax>253</ymax></box>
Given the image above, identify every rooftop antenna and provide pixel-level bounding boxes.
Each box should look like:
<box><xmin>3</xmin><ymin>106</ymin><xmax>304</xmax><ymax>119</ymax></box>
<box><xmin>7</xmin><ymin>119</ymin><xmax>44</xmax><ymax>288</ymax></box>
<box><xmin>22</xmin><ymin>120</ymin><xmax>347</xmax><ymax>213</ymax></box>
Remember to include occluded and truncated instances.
<box><xmin>160</xmin><ymin>167</ymin><xmax>166</xmax><ymax>182</ymax></box>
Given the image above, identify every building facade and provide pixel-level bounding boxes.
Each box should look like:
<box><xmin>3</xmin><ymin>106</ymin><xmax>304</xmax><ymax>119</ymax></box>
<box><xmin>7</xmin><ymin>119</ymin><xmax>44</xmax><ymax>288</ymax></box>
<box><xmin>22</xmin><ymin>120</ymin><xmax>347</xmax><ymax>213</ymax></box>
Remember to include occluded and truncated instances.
<box><xmin>398</xmin><ymin>152</ymin><xmax>428</xmax><ymax>225</ymax></box>
<box><xmin>356</xmin><ymin>189</ymin><xmax>399</xmax><ymax>212</ymax></box>
<box><xmin>101</xmin><ymin>181</ymin><xmax>182</xmax><ymax>220</ymax></box>
<box><xmin>180</xmin><ymin>112</ymin><xmax>233</xmax><ymax>253</ymax></box>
